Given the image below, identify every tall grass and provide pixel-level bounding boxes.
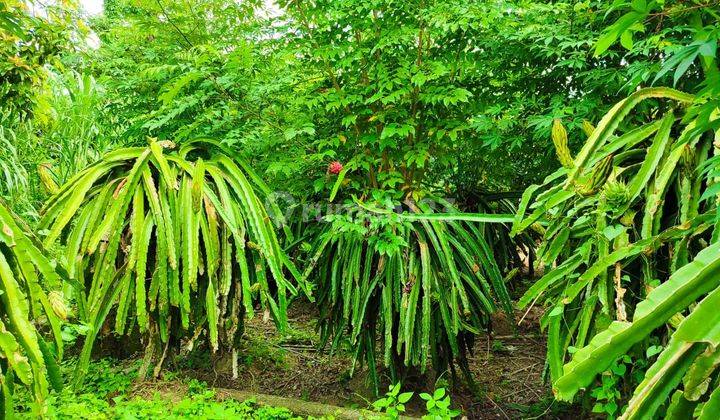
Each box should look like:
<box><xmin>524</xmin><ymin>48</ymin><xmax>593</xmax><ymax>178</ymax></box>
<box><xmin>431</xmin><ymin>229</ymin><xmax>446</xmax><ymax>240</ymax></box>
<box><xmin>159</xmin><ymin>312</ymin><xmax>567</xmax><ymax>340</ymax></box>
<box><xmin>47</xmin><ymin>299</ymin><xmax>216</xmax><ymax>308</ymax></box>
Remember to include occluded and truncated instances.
<box><xmin>40</xmin><ymin>71</ymin><xmax>114</xmax><ymax>185</ymax></box>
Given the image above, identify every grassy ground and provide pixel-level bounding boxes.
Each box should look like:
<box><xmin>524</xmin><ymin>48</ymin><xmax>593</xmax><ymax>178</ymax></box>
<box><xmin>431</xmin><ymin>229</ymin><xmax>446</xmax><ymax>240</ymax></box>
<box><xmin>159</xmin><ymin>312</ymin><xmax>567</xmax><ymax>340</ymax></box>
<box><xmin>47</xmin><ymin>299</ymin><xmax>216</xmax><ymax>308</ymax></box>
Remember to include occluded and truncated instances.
<box><xmin>14</xmin><ymin>359</ymin><xmax>303</xmax><ymax>419</ymax></box>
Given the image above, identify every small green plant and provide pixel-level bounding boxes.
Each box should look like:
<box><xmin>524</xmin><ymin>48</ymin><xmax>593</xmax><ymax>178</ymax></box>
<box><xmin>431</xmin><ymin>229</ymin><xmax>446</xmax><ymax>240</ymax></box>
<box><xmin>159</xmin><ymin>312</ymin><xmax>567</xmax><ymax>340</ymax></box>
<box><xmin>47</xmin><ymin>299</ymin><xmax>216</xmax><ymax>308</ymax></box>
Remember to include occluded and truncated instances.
<box><xmin>370</xmin><ymin>383</ymin><xmax>462</xmax><ymax>419</ymax></box>
<box><xmin>589</xmin><ymin>357</ymin><xmax>627</xmax><ymax>419</ymax></box>
<box><xmin>14</xmin><ymin>359</ymin><xmax>301</xmax><ymax>419</ymax></box>
<box><xmin>371</xmin><ymin>383</ymin><xmax>414</xmax><ymax>419</ymax></box>
<box><xmin>419</xmin><ymin>388</ymin><xmax>461</xmax><ymax>419</ymax></box>
<box><xmin>59</xmin><ymin>323</ymin><xmax>91</xmax><ymax>347</ymax></box>
<box><xmin>78</xmin><ymin>358</ymin><xmax>139</xmax><ymax>398</ymax></box>
<box><xmin>491</xmin><ymin>339</ymin><xmax>506</xmax><ymax>353</ymax></box>
<box><xmin>587</xmin><ymin>345</ymin><xmax>661</xmax><ymax>419</ymax></box>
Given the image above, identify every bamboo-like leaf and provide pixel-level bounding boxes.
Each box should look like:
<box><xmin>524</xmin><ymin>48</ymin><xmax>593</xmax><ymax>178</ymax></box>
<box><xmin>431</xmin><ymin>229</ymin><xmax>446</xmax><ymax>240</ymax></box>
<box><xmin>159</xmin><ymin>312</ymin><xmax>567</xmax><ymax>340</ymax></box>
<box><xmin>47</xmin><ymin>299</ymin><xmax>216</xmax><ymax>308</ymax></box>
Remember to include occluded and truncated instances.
<box><xmin>612</xmin><ymin>112</ymin><xmax>675</xmax><ymax>217</ymax></box>
<box><xmin>328</xmin><ymin>167</ymin><xmax>348</xmax><ymax>202</ymax></box>
<box><xmin>135</xmin><ymin>215</ymin><xmax>154</xmax><ymax>333</ymax></box>
<box><xmin>192</xmin><ymin>158</ymin><xmax>205</xmax><ymax>212</ymax></box>
<box><xmin>0</xmin><ymin>252</ymin><xmax>49</xmax><ymax>406</ymax></box>
<box><xmin>149</xmin><ymin>140</ymin><xmax>178</xmax><ymax>190</ymax></box>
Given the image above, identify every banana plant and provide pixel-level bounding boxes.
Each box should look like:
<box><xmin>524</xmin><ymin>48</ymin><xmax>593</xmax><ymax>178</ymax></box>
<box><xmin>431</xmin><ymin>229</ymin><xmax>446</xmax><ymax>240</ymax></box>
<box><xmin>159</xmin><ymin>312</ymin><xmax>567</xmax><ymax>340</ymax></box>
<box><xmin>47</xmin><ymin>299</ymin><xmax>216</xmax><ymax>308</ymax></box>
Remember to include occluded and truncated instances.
<box><xmin>38</xmin><ymin>138</ymin><xmax>308</xmax><ymax>387</ymax></box>
<box><xmin>511</xmin><ymin>87</ymin><xmax>719</xmax><ymax>386</ymax></box>
<box><xmin>302</xmin><ymin>196</ymin><xmax>513</xmax><ymax>394</ymax></box>
<box><xmin>0</xmin><ymin>200</ymin><xmax>65</xmax><ymax>417</ymax></box>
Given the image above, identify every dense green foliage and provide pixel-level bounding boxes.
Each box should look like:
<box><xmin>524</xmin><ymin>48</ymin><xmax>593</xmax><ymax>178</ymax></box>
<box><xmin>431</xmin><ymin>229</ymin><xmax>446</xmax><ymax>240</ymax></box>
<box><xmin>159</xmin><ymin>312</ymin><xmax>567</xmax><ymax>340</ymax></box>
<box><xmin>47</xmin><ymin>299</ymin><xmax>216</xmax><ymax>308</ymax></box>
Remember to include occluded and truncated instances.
<box><xmin>13</xmin><ymin>358</ymin><xmax>303</xmax><ymax>419</ymax></box>
<box><xmin>0</xmin><ymin>0</ymin><xmax>78</xmax><ymax>121</ymax></box>
<box><xmin>85</xmin><ymin>0</ymin><xmax>696</xmax><ymax>194</ymax></box>
<box><xmin>1</xmin><ymin>0</ymin><xmax>720</xmax><ymax>418</ymax></box>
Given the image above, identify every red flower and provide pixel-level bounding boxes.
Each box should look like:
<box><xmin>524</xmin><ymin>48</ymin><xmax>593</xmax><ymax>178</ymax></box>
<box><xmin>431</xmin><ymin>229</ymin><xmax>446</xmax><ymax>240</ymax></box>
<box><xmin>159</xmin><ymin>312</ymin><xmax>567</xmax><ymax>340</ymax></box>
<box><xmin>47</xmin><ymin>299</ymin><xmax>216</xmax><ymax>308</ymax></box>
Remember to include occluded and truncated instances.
<box><xmin>328</xmin><ymin>161</ymin><xmax>343</xmax><ymax>175</ymax></box>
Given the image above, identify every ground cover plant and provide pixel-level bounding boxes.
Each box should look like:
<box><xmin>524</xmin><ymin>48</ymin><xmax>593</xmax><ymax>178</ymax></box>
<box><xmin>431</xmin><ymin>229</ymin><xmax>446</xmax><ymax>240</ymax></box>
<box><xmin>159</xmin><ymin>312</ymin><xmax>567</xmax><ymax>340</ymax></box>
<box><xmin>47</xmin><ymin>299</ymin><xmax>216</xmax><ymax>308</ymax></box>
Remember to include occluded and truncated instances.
<box><xmin>1</xmin><ymin>0</ymin><xmax>719</xmax><ymax>418</ymax></box>
<box><xmin>12</xmin><ymin>358</ymin><xmax>304</xmax><ymax>419</ymax></box>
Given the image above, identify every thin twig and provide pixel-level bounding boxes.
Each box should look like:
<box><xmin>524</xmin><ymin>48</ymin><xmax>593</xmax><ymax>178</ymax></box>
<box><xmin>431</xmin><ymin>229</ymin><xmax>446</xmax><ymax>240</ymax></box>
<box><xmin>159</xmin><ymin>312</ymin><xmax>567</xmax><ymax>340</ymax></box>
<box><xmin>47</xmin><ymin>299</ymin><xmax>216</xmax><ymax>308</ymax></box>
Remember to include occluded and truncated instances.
<box><xmin>154</xmin><ymin>0</ymin><xmax>194</xmax><ymax>48</ymax></box>
<box><xmin>525</xmin><ymin>400</ymin><xmax>556</xmax><ymax>420</ymax></box>
<box><xmin>517</xmin><ymin>292</ymin><xmax>542</xmax><ymax>326</ymax></box>
<box><xmin>648</xmin><ymin>1</ymin><xmax>720</xmax><ymax>18</ymax></box>
<box><xmin>508</xmin><ymin>362</ymin><xmax>539</xmax><ymax>377</ymax></box>
<box><xmin>486</xmin><ymin>395</ymin><xmax>510</xmax><ymax>420</ymax></box>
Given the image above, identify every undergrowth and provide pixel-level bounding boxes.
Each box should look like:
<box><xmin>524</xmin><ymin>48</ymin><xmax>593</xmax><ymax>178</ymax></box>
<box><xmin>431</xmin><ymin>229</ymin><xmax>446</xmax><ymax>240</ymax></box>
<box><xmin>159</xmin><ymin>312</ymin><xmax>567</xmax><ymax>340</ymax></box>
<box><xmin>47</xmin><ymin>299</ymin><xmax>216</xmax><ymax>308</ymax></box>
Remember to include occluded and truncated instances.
<box><xmin>13</xmin><ymin>359</ymin><xmax>301</xmax><ymax>419</ymax></box>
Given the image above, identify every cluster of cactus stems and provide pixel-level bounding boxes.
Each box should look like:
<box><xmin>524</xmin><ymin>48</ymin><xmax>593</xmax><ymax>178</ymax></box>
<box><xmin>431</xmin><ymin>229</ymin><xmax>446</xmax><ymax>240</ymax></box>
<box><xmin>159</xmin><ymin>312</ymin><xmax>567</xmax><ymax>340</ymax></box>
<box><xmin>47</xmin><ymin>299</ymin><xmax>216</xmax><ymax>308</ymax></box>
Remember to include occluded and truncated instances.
<box><xmin>37</xmin><ymin>139</ymin><xmax>309</xmax><ymax>387</ymax></box>
<box><xmin>302</xmin><ymin>198</ymin><xmax>512</xmax><ymax>395</ymax></box>
<box><xmin>515</xmin><ymin>88</ymin><xmax>720</xmax><ymax>419</ymax></box>
<box><xmin>0</xmin><ymin>202</ymin><xmax>65</xmax><ymax>416</ymax></box>
<box><xmin>3</xmin><ymin>135</ymin><xmax>512</xmax><ymax>409</ymax></box>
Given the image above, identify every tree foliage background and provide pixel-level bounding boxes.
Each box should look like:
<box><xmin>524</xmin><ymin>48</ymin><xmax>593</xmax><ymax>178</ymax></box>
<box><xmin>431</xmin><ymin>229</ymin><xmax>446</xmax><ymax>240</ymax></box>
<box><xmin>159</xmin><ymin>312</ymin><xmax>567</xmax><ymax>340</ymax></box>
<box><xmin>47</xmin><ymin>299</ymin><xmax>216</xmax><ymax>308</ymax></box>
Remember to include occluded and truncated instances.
<box><xmin>83</xmin><ymin>0</ymin><xmax>712</xmax><ymax>199</ymax></box>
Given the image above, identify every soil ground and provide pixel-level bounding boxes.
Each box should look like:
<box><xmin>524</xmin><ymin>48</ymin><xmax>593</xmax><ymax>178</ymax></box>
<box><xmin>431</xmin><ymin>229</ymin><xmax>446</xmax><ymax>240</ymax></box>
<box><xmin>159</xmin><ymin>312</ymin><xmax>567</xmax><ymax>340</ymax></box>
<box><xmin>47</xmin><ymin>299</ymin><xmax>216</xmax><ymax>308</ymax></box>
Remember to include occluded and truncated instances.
<box><xmin>155</xmin><ymin>300</ymin><xmax>576</xmax><ymax>419</ymax></box>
